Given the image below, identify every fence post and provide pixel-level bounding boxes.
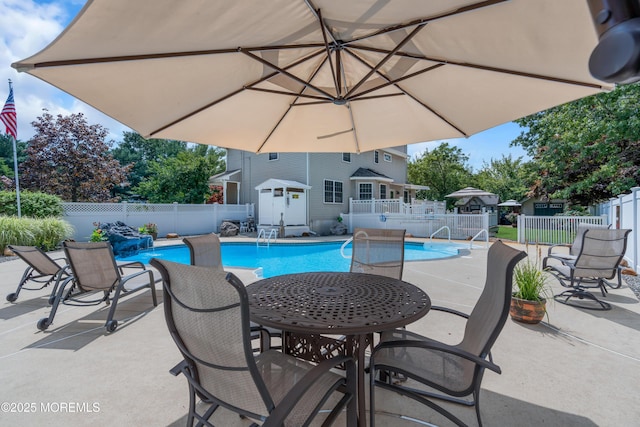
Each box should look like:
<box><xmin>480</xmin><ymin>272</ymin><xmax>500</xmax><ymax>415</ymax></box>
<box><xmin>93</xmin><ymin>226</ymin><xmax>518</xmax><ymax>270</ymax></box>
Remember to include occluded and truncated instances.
<box><xmin>517</xmin><ymin>214</ymin><xmax>523</xmax><ymax>243</ymax></box>
<box><xmin>173</xmin><ymin>202</ymin><xmax>178</xmax><ymax>235</ymax></box>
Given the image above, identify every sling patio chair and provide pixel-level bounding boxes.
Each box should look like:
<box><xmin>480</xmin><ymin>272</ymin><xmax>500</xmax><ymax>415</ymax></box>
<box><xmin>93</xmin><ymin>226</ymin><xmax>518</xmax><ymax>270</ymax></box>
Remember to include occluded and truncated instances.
<box><xmin>350</xmin><ymin>228</ymin><xmax>406</xmax><ymax>279</ymax></box>
<box><xmin>369</xmin><ymin>241</ymin><xmax>526</xmax><ymax>427</ymax></box>
<box><xmin>183</xmin><ymin>233</ymin><xmax>281</xmax><ymax>352</ymax></box>
<box><xmin>542</xmin><ymin>222</ymin><xmax>611</xmax><ymax>269</ymax></box>
<box><xmin>37</xmin><ymin>241</ymin><xmax>158</xmax><ymax>332</ymax></box>
<box><xmin>547</xmin><ymin>228</ymin><xmax>631</xmax><ymax>311</ymax></box>
<box><xmin>150</xmin><ymin>259</ymin><xmax>357</xmax><ymax>427</ymax></box>
<box><xmin>5</xmin><ymin>245</ymin><xmax>70</xmax><ymax>304</ymax></box>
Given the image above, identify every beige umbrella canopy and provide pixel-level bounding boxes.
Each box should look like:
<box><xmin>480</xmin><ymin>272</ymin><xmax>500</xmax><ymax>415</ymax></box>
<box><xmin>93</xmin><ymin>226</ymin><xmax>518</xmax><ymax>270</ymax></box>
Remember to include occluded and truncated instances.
<box><xmin>13</xmin><ymin>0</ymin><xmax>612</xmax><ymax>153</ymax></box>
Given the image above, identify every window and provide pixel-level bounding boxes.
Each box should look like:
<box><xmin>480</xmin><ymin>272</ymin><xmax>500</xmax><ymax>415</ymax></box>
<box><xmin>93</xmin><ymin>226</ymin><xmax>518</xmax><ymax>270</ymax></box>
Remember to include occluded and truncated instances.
<box><xmin>383</xmin><ymin>153</ymin><xmax>392</xmax><ymax>162</ymax></box>
<box><xmin>268</xmin><ymin>153</ymin><xmax>279</xmax><ymax>161</ymax></box>
<box><xmin>342</xmin><ymin>153</ymin><xmax>351</xmax><ymax>163</ymax></box>
<box><xmin>380</xmin><ymin>184</ymin><xmax>387</xmax><ymax>199</ymax></box>
<box><xmin>359</xmin><ymin>183</ymin><xmax>373</xmax><ymax>200</ymax></box>
<box><xmin>324</xmin><ymin>180</ymin><xmax>343</xmax><ymax>203</ymax></box>
<box><xmin>374</xmin><ymin>150</ymin><xmax>379</xmax><ymax>164</ymax></box>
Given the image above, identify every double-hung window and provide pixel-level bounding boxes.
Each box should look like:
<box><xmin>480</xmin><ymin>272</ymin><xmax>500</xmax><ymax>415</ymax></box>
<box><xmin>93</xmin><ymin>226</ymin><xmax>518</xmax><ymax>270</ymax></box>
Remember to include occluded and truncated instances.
<box><xmin>324</xmin><ymin>180</ymin><xmax>343</xmax><ymax>203</ymax></box>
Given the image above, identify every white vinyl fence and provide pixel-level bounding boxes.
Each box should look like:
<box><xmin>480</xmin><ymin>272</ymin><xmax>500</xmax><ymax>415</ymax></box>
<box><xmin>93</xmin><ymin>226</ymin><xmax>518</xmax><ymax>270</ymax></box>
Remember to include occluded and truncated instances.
<box><xmin>594</xmin><ymin>187</ymin><xmax>640</xmax><ymax>272</ymax></box>
<box><xmin>63</xmin><ymin>202</ymin><xmax>254</xmax><ymax>241</ymax></box>
<box><xmin>516</xmin><ymin>215</ymin><xmax>607</xmax><ymax>245</ymax></box>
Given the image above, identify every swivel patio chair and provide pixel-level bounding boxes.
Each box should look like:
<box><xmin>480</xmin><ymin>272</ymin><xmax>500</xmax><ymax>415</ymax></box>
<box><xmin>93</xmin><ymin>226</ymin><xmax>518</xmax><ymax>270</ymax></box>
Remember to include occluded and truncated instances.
<box><xmin>369</xmin><ymin>240</ymin><xmax>526</xmax><ymax>427</ymax></box>
<box><xmin>183</xmin><ymin>233</ymin><xmax>280</xmax><ymax>351</ymax></box>
<box><xmin>37</xmin><ymin>241</ymin><xmax>158</xmax><ymax>332</ymax></box>
<box><xmin>547</xmin><ymin>228</ymin><xmax>631</xmax><ymax>310</ymax></box>
<box><xmin>350</xmin><ymin>228</ymin><xmax>406</xmax><ymax>279</ymax></box>
<box><xmin>5</xmin><ymin>245</ymin><xmax>70</xmax><ymax>304</ymax></box>
<box><xmin>150</xmin><ymin>259</ymin><xmax>357</xmax><ymax>427</ymax></box>
<box><xmin>542</xmin><ymin>222</ymin><xmax>610</xmax><ymax>269</ymax></box>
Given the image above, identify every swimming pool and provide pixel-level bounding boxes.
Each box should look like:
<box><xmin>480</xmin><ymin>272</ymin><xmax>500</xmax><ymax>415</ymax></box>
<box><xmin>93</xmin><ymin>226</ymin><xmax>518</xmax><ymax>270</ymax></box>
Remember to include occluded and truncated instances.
<box><xmin>117</xmin><ymin>241</ymin><xmax>464</xmax><ymax>278</ymax></box>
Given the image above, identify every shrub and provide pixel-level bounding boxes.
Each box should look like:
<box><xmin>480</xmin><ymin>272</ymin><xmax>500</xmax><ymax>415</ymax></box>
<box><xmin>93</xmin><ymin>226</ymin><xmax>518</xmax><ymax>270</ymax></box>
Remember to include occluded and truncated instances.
<box><xmin>0</xmin><ymin>216</ymin><xmax>73</xmax><ymax>252</ymax></box>
<box><xmin>0</xmin><ymin>191</ymin><xmax>64</xmax><ymax>218</ymax></box>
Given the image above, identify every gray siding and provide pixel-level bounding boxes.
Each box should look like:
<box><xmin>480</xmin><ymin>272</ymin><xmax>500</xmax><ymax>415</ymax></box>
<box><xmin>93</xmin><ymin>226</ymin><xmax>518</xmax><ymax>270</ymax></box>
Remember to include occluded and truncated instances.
<box><xmin>224</xmin><ymin>147</ymin><xmax>409</xmax><ymax>231</ymax></box>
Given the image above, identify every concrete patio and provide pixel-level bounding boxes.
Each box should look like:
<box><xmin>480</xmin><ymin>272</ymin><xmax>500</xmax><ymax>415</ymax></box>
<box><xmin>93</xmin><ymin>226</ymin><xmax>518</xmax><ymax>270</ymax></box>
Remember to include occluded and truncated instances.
<box><xmin>1</xmin><ymin>237</ymin><xmax>639</xmax><ymax>426</ymax></box>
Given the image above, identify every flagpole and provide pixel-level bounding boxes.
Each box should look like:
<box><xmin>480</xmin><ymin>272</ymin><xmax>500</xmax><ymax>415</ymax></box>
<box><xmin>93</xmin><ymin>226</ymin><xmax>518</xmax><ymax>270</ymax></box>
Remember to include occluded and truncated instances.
<box><xmin>11</xmin><ymin>133</ymin><xmax>21</xmax><ymax>218</ymax></box>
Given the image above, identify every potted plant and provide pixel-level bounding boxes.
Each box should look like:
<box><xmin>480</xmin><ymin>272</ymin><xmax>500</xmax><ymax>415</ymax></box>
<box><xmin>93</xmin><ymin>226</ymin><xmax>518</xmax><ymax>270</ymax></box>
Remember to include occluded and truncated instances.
<box><xmin>510</xmin><ymin>257</ymin><xmax>550</xmax><ymax>324</ymax></box>
<box><xmin>139</xmin><ymin>223</ymin><xmax>158</xmax><ymax>240</ymax></box>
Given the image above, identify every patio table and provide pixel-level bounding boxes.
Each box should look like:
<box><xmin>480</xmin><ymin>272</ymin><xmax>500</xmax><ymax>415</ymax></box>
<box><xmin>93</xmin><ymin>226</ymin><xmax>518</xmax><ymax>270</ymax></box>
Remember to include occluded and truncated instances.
<box><xmin>247</xmin><ymin>272</ymin><xmax>431</xmax><ymax>426</ymax></box>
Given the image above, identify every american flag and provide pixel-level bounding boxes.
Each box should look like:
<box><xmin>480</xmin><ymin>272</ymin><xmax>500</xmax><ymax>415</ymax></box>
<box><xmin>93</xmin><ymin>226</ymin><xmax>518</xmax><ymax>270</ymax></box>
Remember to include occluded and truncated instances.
<box><xmin>1</xmin><ymin>83</ymin><xmax>17</xmax><ymax>140</ymax></box>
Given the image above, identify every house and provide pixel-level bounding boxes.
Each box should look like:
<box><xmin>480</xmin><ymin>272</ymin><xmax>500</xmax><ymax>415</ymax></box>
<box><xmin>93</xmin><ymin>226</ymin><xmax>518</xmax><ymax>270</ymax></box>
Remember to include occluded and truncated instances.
<box><xmin>520</xmin><ymin>197</ymin><xmax>566</xmax><ymax>216</ymax></box>
<box><xmin>209</xmin><ymin>147</ymin><xmax>428</xmax><ymax>235</ymax></box>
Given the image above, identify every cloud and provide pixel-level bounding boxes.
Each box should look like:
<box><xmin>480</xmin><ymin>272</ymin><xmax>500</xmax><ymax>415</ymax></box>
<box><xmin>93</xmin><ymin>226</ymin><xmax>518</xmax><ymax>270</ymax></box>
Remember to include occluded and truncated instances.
<box><xmin>0</xmin><ymin>0</ymin><xmax>130</xmax><ymax>141</ymax></box>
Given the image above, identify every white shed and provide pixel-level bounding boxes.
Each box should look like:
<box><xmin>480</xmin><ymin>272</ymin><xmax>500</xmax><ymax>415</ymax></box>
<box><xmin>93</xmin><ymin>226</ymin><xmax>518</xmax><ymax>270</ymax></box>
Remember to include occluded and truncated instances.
<box><xmin>255</xmin><ymin>179</ymin><xmax>311</xmax><ymax>226</ymax></box>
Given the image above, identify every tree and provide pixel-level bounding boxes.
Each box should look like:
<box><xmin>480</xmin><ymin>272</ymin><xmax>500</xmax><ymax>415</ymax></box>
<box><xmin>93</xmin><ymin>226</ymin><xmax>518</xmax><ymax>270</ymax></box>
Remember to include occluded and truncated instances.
<box><xmin>0</xmin><ymin>133</ymin><xmax>26</xmax><ymax>180</ymax></box>
<box><xmin>473</xmin><ymin>155</ymin><xmax>533</xmax><ymax>203</ymax></box>
<box><xmin>110</xmin><ymin>131</ymin><xmax>187</xmax><ymax>193</ymax></box>
<box><xmin>134</xmin><ymin>144</ymin><xmax>225</xmax><ymax>203</ymax></box>
<box><xmin>21</xmin><ymin>111</ymin><xmax>131</xmax><ymax>202</ymax></box>
<box><xmin>513</xmin><ymin>84</ymin><xmax>640</xmax><ymax>205</ymax></box>
<box><xmin>408</xmin><ymin>143</ymin><xmax>472</xmax><ymax>207</ymax></box>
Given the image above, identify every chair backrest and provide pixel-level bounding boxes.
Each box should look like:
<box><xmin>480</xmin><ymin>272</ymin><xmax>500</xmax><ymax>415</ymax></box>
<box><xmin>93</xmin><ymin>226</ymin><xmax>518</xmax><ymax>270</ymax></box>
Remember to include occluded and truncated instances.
<box><xmin>460</xmin><ymin>241</ymin><xmax>526</xmax><ymax>382</ymax></box>
<box><xmin>150</xmin><ymin>259</ymin><xmax>273</xmax><ymax>420</ymax></box>
<box><xmin>63</xmin><ymin>241</ymin><xmax>120</xmax><ymax>291</ymax></box>
<box><xmin>183</xmin><ymin>234</ymin><xmax>223</xmax><ymax>269</ymax></box>
<box><xmin>350</xmin><ymin>228</ymin><xmax>405</xmax><ymax>279</ymax></box>
<box><xmin>570</xmin><ymin>222</ymin><xmax>611</xmax><ymax>255</ymax></box>
<box><xmin>572</xmin><ymin>228</ymin><xmax>631</xmax><ymax>280</ymax></box>
<box><xmin>8</xmin><ymin>245</ymin><xmax>63</xmax><ymax>275</ymax></box>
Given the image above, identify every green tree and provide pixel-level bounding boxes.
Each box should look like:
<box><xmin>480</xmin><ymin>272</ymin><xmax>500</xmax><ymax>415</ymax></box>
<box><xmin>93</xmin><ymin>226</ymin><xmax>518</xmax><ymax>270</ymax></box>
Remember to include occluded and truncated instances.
<box><xmin>408</xmin><ymin>143</ymin><xmax>472</xmax><ymax>207</ymax></box>
<box><xmin>20</xmin><ymin>111</ymin><xmax>131</xmax><ymax>202</ymax></box>
<box><xmin>0</xmin><ymin>133</ymin><xmax>26</xmax><ymax>180</ymax></box>
<box><xmin>134</xmin><ymin>145</ymin><xmax>225</xmax><ymax>203</ymax></box>
<box><xmin>473</xmin><ymin>155</ymin><xmax>533</xmax><ymax>203</ymax></box>
<box><xmin>110</xmin><ymin>131</ymin><xmax>187</xmax><ymax>192</ymax></box>
<box><xmin>513</xmin><ymin>84</ymin><xmax>640</xmax><ymax>205</ymax></box>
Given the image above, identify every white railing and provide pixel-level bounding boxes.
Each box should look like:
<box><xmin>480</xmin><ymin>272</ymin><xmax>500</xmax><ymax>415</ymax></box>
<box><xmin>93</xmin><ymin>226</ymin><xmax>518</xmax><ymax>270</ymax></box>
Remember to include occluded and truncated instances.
<box><xmin>517</xmin><ymin>214</ymin><xmax>607</xmax><ymax>245</ymax></box>
<box><xmin>62</xmin><ymin>202</ymin><xmax>254</xmax><ymax>241</ymax></box>
<box><xmin>349</xmin><ymin>198</ymin><xmax>446</xmax><ymax>215</ymax></box>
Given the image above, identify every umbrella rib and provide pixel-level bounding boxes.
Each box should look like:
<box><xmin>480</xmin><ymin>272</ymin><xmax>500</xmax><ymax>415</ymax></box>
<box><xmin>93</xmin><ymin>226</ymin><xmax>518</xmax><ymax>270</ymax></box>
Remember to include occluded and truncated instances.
<box><xmin>352</xmin><ymin>45</ymin><xmax>606</xmax><ymax>90</ymax></box>
<box><xmin>344</xmin><ymin>23</ymin><xmax>426</xmax><ymax>99</ymax></box>
<box><xmin>244</xmin><ymin>86</ymin><xmax>329</xmax><ymax>101</ymax></box>
<box><xmin>149</xmin><ymin>48</ymin><xmax>327</xmax><ymax>137</ymax></box>
<box><xmin>255</xmin><ymin>54</ymin><xmax>330</xmax><ymax>153</ymax></box>
<box><xmin>349</xmin><ymin>64</ymin><xmax>445</xmax><ymax>100</ymax></box>
<box><xmin>345</xmin><ymin>49</ymin><xmax>468</xmax><ymax>137</ymax></box>
<box><xmin>22</xmin><ymin>44</ymin><xmax>326</xmax><ymax>69</ymax></box>
<box><xmin>241</xmin><ymin>49</ymin><xmax>335</xmax><ymax>100</ymax></box>
<box><xmin>344</xmin><ymin>0</ymin><xmax>507</xmax><ymax>45</ymax></box>
<box><xmin>316</xmin><ymin>8</ymin><xmax>341</xmax><ymax>97</ymax></box>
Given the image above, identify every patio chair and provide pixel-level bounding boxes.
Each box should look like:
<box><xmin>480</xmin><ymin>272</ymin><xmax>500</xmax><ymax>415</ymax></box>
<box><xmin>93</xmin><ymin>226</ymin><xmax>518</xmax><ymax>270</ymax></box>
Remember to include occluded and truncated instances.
<box><xmin>542</xmin><ymin>222</ymin><xmax>611</xmax><ymax>269</ymax></box>
<box><xmin>350</xmin><ymin>228</ymin><xmax>406</xmax><ymax>279</ymax></box>
<box><xmin>5</xmin><ymin>245</ymin><xmax>70</xmax><ymax>304</ymax></box>
<box><xmin>369</xmin><ymin>240</ymin><xmax>526</xmax><ymax>427</ymax></box>
<box><xmin>149</xmin><ymin>259</ymin><xmax>357</xmax><ymax>427</ymax></box>
<box><xmin>37</xmin><ymin>241</ymin><xmax>158</xmax><ymax>332</ymax></box>
<box><xmin>183</xmin><ymin>234</ymin><xmax>223</xmax><ymax>269</ymax></box>
<box><xmin>183</xmin><ymin>233</ymin><xmax>280</xmax><ymax>351</ymax></box>
<box><xmin>548</xmin><ymin>228</ymin><xmax>631</xmax><ymax>310</ymax></box>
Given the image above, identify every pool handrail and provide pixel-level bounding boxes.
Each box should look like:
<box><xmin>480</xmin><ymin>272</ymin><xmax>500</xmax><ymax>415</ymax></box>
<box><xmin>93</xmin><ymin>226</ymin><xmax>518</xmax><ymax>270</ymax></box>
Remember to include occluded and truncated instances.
<box><xmin>430</xmin><ymin>226</ymin><xmax>451</xmax><ymax>243</ymax></box>
<box><xmin>340</xmin><ymin>238</ymin><xmax>353</xmax><ymax>259</ymax></box>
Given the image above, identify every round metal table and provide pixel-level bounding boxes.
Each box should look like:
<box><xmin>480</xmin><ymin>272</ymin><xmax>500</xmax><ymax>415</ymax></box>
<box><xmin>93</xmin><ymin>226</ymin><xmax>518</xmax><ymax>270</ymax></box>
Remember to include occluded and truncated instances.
<box><xmin>247</xmin><ymin>272</ymin><xmax>431</xmax><ymax>426</ymax></box>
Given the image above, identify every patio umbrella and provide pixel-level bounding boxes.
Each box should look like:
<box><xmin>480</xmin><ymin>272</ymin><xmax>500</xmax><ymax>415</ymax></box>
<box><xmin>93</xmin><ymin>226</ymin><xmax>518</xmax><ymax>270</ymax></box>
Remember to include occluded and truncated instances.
<box><xmin>13</xmin><ymin>0</ymin><xmax>613</xmax><ymax>153</ymax></box>
<box><xmin>497</xmin><ymin>199</ymin><xmax>522</xmax><ymax>207</ymax></box>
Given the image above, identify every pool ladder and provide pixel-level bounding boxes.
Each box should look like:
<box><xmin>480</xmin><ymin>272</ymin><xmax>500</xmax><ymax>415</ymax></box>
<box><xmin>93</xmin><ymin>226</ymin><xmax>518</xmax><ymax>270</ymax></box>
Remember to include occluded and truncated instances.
<box><xmin>257</xmin><ymin>229</ymin><xmax>278</xmax><ymax>247</ymax></box>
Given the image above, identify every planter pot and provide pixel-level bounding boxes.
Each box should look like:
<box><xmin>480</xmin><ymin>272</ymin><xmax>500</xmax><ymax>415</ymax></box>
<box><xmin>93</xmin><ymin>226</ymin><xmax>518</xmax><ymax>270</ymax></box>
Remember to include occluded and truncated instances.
<box><xmin>510</xmin><ymin>296</ymin><xmax>546</xmax><ymax>324</ymax></box>
<box><xmin>150</xmin><ymin>232</ymin><xmax>158</xmax><ymax>241</ymax></box>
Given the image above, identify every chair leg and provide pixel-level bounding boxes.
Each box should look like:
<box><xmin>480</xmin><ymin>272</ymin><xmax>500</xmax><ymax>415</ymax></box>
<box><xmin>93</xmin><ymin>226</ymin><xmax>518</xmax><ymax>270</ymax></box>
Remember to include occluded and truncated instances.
<box><xmin>37</xmin><ymin>277</ymin><xmax>75</xmax><ymax>331</ymax></box>
<box><xmin>554</xmin><ymin>288</ymin><xmax>611</xmax><ymax>310</ymax></box>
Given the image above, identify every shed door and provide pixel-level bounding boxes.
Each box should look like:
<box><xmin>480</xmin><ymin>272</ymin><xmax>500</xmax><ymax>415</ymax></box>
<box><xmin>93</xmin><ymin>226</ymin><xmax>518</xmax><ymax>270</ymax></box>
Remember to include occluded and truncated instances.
<box><xmin>285</xmin><ymin>189</ymin><xmax>306</xmax><ymax>225</ymax></box>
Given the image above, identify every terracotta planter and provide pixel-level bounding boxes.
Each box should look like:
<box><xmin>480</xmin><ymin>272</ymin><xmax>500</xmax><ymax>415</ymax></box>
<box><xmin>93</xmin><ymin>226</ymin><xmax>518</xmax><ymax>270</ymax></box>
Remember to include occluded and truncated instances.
<box><xmin>510</xmin><ymin>296</ymin><xmax>546</xmax><ymax>324</ymax></box>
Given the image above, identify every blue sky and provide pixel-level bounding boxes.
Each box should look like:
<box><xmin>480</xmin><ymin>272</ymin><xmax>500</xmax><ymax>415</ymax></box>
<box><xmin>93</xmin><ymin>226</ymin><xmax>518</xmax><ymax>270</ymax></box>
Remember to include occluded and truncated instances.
<box><xmin>1</xmin><ymin>0</ymin><xmax>530</xmax><ymax>171</ymax></box>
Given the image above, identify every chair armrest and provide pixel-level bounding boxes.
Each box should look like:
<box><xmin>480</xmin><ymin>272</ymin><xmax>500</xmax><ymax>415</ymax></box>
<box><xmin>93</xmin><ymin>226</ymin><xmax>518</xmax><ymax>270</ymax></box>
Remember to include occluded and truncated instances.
<box><xmin>372</xmin><ymin>339</ymin><xmax>500</xmax><ymax>374</ymax></box>
<box><xmin>547</xmin><ymin>244</ymin><xmax>571</xmax><ymax>256</ymax></box>
<box><xmin>116</xmin><ymin>261</ymin><xmax>146</xmax><ymax>274</ymax></box>
<box><xmin>120</xmin><ymin>269</ymin><xmax>155</xmax><ymax>290</ymax></box>
<box><xmin>170</xmin><ymin>360</ymin><xmax>190</xmax><ymax>377</ymax></box>
<box><xmin>262</xmin><ymin>355</ymin><xmax>355</xmax><ymax>427</ymax></box>
<box><xmin>430</xmin><ymin>305</ymin><xmax>470</xmax><ymax>319</ymax></box>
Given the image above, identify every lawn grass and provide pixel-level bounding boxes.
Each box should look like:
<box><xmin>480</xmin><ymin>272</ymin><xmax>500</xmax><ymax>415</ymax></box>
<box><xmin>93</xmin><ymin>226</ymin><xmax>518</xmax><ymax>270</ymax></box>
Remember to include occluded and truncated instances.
<box><xmin>496</xmin><ymin>225</ymin><xmax>518</xmax><ymax>241</ymax></box>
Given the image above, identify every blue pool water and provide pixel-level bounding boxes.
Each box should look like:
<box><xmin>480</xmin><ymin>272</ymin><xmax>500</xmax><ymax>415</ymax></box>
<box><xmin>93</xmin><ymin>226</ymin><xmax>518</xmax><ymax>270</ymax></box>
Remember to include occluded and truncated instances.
<box><xmin>117</xmin><ymin>241</ymin><xmax>463</xmax><ymax>278</ymax></box>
